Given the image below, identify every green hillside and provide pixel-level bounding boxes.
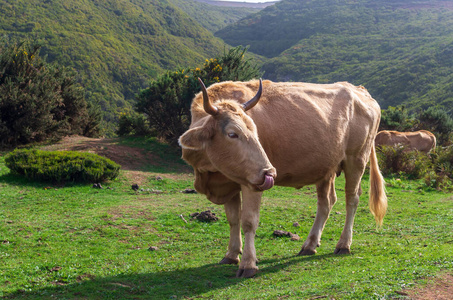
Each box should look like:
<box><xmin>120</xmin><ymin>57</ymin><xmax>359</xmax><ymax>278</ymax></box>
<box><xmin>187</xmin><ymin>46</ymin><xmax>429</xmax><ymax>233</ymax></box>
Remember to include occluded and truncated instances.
<box><xmin>170</xmin><ymin>0</ymin><xmax>260</xmax><ymax>33</ymax></box>
<box><xmin>216</xmin><ymin>0</ymin><xmax>453</xmax><ymax>112</ymax></box>
<box><xmin>0</xmin><ymin>0</ymin><xmax>225</xmax><ymax>135</ymax></box>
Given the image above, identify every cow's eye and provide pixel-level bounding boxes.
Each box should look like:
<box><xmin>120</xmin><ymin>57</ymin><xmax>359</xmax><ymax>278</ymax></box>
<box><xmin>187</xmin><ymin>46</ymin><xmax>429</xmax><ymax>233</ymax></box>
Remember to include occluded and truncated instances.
<box><xmin>228</xmin><ymin>132</ymin><xmax>239</xmax><ymax>139</ymax></box>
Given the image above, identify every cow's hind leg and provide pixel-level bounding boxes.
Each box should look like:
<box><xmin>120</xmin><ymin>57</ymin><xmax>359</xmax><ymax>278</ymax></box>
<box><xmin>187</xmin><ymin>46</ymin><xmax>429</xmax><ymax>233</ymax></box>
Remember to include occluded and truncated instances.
<box><xmin>335</xmin><ymin>156</ymin><xmax>366</xmax><ymax>254</ymax></box>
<box><xmin>220</xmin><ymin>193</ymin><xmax>242</xmax><ymax>265</ymax></box>
<box><xmin>299</xmin><ymin>174</ymin><xmax>337</xmax><ymax>255</ymax></box>
<box><xmin>236</xmin><ymin>186</ymin><xmax>262</xmax><ymax>278</ymax></box>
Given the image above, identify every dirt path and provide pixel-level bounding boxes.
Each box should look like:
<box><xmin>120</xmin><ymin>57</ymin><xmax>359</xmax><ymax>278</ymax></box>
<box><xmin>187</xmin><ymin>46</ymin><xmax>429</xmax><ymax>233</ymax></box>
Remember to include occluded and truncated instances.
<box><xmin>42</xmin><ymin>136</ymin><xmax>156</xmax><ymax>171</ymax></box>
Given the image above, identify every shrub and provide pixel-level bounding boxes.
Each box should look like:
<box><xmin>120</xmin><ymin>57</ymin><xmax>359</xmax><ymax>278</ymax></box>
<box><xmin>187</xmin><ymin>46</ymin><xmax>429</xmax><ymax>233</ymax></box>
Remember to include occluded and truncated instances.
<box><xmin>423</xmin><ymin>170</ymin><xmax>453</xmax><ymax>191</ymax></box>
<box><xmin>377</xmin><ymin>144</ymin><xmax>453</xmax><ymax>191</ymax></box>
<box><xmin>5</xmin><ymin>149</ymin><xmax>120</xmax><ymax>183</ymax></box>
<box><xmin>117</xmin><ymin>111</ymin><xmax>153</xmax><ymax>137</ymax></box>
<box><xmin>379</xmin><ymin>105</ymin><xmax>417</xmax><ymax>132</ymax></box>
<box><xmin>376</xmin><ymin>144</ymin><xmax>432</xmax><ymax>179</ymax></box>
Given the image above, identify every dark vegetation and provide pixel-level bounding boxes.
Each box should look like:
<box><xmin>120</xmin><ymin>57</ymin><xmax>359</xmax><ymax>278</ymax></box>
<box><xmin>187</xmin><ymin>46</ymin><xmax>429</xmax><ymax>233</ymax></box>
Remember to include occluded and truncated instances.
<box><xmin>0</xmin><ymin>40</ymin><xmax>100</xmax><ymax>148</ymax></box>
<box><xmin>5</xmin><ymin>148</ymin><xmax>120</xmax><ymax>183</ymax></box>
<box><xmin>376</xmin><ymin>145</ymin><xmax>453</xmax><ymax>191</ymax></box>
<box><xmin>216</xmin><ymin>0</ymin><xmax>453</xmax><ymax>112</ymax></box>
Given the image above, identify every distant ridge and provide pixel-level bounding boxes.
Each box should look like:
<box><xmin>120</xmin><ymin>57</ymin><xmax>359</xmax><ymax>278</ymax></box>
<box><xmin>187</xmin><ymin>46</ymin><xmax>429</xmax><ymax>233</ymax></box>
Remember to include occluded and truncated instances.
<box><xmin>192</xmin><ymin>0</ymin><xmax>278</xmax><ymax>9</ymax></box>
<box><xmin>216</xmin><ymin>0</ymin><xmax>453</xmax><ymax>112</ymax></box>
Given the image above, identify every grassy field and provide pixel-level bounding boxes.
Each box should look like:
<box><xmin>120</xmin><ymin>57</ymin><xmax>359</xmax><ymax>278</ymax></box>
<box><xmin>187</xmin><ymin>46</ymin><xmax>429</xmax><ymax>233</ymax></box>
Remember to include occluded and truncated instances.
<box><xmin>1</xmin><ymin>137</ymin><xmax>452</xmax><ymax>299</ymax></box>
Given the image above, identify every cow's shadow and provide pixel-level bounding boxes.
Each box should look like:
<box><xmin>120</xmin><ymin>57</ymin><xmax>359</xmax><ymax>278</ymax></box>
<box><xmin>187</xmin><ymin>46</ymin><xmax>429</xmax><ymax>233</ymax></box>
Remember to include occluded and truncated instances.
<box><xmin>5</xmin><ymin>253</ymin><xmax>336</xmax><ymax>299</ymax></box>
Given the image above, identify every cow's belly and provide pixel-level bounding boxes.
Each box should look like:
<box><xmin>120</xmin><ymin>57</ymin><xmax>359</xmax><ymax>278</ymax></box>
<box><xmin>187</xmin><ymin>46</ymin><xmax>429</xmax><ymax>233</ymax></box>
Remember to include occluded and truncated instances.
<box><xmin>274</xmin><ymin>164</ymin><xmax>338</xmax><ymax>188</ymax></box>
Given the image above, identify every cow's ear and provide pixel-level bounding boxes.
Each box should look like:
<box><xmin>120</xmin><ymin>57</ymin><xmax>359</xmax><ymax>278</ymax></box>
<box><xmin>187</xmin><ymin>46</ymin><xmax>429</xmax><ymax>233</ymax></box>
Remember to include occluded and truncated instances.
<box><xmin>179</xmin><ymin>119</ymin><xmax>215</xmax><ymax>150</ymax></box>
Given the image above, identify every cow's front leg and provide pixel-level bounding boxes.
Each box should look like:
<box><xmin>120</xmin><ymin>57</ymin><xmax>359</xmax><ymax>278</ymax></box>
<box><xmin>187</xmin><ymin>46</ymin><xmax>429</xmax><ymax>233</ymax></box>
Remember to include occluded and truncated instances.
<box><xmin>236</xmin><ymin>185</ymin><xmax>262</xmax><ymax>278</ymax></box>
<box><xmin>220</xmin><ymin>193</ymin><xmax>242</xmax><ymax>265</ymax></box>
<box><xmin>299</xmin><ymin>175</ymin><xmax>337</xmax><ymax>255</ymax></box>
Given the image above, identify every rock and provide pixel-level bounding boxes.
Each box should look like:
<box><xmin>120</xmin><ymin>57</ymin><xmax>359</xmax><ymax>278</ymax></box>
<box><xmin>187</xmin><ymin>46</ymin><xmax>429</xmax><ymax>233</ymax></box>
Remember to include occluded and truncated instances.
<box><xmin>290</xmin><ymin>234</ymin><xmax>301</xmax><ymax>241</ymax></box>
<box><xmin>293</xmin><ymin>222</ymin><xmax>300</xmax><ymax>227</ymax></box>
<box><xmin>181</xmin><ymin>188</ymin><xmax>197</xmax><ymax>194</ymax></box>
<box><xmin>148</xmin><ymin>246</ymin><xmax>158</xmax><ymax>251</ymax></box>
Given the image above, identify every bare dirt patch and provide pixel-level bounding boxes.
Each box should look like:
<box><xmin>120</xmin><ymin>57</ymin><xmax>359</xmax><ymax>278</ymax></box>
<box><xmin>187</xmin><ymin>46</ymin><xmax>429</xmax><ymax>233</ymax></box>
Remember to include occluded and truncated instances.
<box><xmin>407</xmin><ymin>274</ymin><xmax>453</xmax><ymax>300</ymax></box>
<box><xmin>42</xmin><ymin>136</ymin><xmax>155</xmax><ymax>171</ymax></box>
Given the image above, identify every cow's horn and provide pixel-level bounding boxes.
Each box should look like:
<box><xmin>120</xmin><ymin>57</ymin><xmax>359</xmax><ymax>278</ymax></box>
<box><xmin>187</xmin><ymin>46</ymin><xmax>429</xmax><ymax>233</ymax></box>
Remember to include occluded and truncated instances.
<box><xmin>242</xmin><ymin>78</ymin><xmax>263</xmax><ymax>111</ymax></box>
<box><xmin>198</xmin><ymin>78</ymin><xmax>218</xmax><ymax>116</ymax></box>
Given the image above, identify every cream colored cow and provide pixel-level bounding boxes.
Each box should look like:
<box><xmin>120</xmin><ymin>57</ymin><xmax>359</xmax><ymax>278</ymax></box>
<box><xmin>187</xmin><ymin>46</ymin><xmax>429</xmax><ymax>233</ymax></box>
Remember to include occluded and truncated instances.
<box><xmin>375</xmin><ymin>130</ymin><xmax>437</xmax><ymax>153</ymax></box>
<box><xmin>179</xmin><ymin>79</ymin><xmax>387</xmax><ymax>278</ymax></box>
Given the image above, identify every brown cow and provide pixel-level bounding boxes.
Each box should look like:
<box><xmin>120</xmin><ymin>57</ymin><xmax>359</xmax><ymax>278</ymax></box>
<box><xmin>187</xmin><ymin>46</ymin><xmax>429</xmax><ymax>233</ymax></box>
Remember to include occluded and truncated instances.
<box><xmin>179</xmin><ymin>79</ymin><xmax>387</xmax><ymax>278</ymax></box>
<box><xmin>375</xmin><ymin>130</ymin><xmax>436</xmax><ymax>153</ymax></box>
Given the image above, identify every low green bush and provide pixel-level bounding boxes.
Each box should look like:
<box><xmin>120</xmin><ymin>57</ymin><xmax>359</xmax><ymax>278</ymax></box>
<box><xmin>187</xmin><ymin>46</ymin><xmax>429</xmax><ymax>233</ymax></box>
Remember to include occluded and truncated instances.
<box><xmin>4</xmin><ymin>149</ymin><xmax>120</xmax><ymax>183</ymax></box>
<box><xmin>376</xmin><ymin>144</ymin><xmax>432</xmax><ymax>179</ymax></box>
<box><xmin>377</xmin><ymin>144</ymin><xmax>453</xmax><ymax>191</ymax></box>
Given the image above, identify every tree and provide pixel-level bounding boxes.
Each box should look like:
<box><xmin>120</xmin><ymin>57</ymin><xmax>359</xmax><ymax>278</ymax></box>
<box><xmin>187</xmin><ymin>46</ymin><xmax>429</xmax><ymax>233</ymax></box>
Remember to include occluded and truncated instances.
<box><xmin>416</xmin><ymin>107</ymin><xmax>453</xmax><ymax>146</ymax></box>
<box><xmin>379</xmin><ymin>105</ymin><xmax>416</xmax><ymax>132</ymax></box>
<box><xmin>133</xmin><ymin>46</ymin><xmax>262</xmax><ymax>145</ymax></box>
<box><xmin>0</xmin><ymin>39</ymin><xmax>100</xmax><ymax>148</ymax></box>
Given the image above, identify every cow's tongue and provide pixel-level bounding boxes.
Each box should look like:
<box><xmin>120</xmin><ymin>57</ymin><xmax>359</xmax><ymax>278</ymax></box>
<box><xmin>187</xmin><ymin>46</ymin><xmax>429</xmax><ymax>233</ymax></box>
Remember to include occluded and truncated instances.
<box><xmin>257</xmin><ymin>174</ymin><xmax>274</xmax><ymax>191</ymax></box>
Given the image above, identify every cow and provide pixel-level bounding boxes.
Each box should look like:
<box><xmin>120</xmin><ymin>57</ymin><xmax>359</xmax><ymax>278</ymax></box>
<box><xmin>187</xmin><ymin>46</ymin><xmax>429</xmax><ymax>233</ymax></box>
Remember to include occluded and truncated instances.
<box><xmin>375</xmin><ymin>130</ymin><xmax>436</xmax><ymax>153</ymax></box>
<box><xmin>179</xmin><ymin>78</ymin><xmax>387</xmax><ymax>278</ymax></box>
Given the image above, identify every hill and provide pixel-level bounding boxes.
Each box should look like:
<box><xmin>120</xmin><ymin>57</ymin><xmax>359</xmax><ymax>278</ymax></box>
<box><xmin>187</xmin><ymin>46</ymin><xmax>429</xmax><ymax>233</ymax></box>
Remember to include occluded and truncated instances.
<box><xmin>171</xmin><ymin>0</ymin><xmax>261</xmax><ymax>33</ymax></box>
<box><xmin>216</xmin><ymin>0</ymin><xmax>453</xmax><ymax>111</ymax></box>
<box><xmin>0</xmin><ymin>0</ymin><xmax>226</xmax><ymax>135</ymax></box>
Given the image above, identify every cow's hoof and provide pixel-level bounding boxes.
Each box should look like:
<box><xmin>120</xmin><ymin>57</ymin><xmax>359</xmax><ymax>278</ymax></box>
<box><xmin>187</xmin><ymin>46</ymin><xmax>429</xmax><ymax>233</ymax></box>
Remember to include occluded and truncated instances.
<box><xmin>334</xmin><ymin>248</ymin><xmax>351</xmax><ymax>255</ymax></box>
<box><xmin>236</xmin><ymin>268</ymin><xmax>257</xmax><ymax>278</ymax></box>
<box><xmin>297</xmin><ymin>248</ymin><xmax>316</xmax><ymax>256</ymax></box>
<box><xmin>219</xmin><ymin>257</ymin><xmax>239</xmax><ymax>265</ymax></box>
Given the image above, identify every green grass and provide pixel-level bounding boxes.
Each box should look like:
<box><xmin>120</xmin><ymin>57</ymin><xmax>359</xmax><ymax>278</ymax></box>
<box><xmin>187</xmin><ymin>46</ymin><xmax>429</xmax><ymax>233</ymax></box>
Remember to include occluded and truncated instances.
<box><xmin>0</xmin><ymin>151</ymin><xmax>452</xmax><ymax>299</ymax></box>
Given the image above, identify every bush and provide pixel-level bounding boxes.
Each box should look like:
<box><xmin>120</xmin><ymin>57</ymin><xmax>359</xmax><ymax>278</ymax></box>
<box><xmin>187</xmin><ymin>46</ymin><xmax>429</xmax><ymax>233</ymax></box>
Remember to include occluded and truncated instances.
<box><xmin>377</xmin><ymin>144</ymin><xmax>453</xmax><ymax>191</ymax></box>
<box><xmin>117</xmin><ymin>111</ymin><xmax>153</xmax><ymax>137</ymax></box>
<box><xmin>423</xmin><ymin>171</ymin><xmax>453</xmax><ymax>191</ymax></box>
<box><xmin>5</xmin><ymin>149</ymin><xmax>120</xmax><ymax>183</ymax></box>
<box><xmin>376</xmin><ymin>145</ymin><xmax>432</xmax><ymax>179</ymax></box>
<box><xmin>379</xmin><ymin>105</ymin><xmax>417</xmax><ymax>132</ymax></box>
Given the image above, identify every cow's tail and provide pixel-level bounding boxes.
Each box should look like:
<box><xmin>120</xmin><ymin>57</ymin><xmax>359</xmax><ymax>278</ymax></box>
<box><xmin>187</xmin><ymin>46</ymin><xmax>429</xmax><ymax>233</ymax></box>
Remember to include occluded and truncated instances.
<box><xmin>368</xmin><ymin>143</ymin><xmax>387</xmax><ymax>226</ymax></box>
